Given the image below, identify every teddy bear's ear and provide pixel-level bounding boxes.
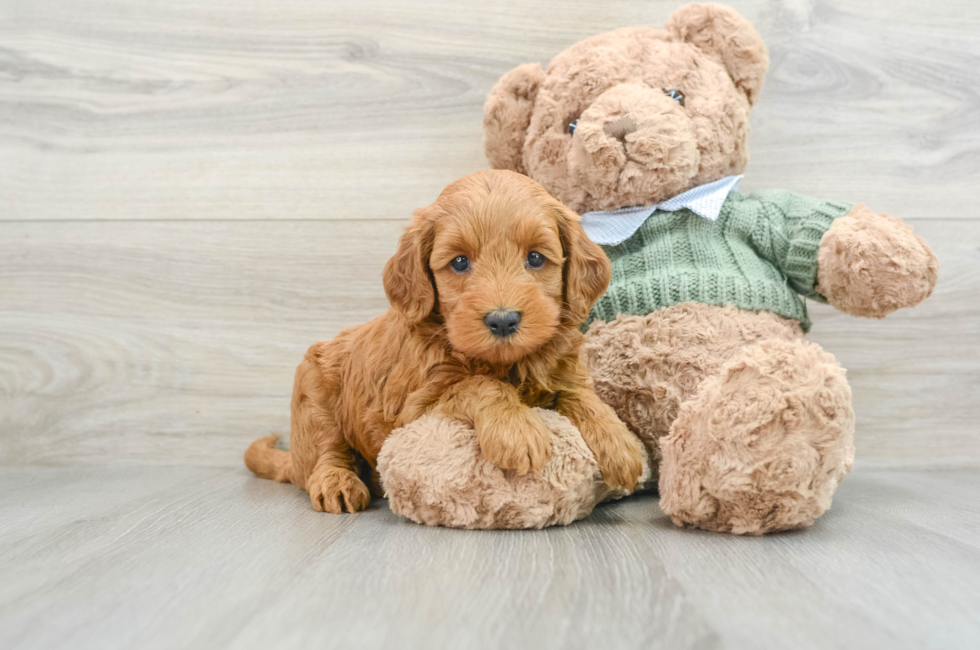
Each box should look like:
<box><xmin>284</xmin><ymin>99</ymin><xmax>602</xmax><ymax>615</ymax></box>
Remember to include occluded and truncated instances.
<box><xmin>666</xmin><ymin>3</ymin><xmax>769</xmax><ymax>105</ymax></box>
<box><xmin>483</xmin><ymin>63</ymin><xmax>546</xmax><ymax>174</ymax></box>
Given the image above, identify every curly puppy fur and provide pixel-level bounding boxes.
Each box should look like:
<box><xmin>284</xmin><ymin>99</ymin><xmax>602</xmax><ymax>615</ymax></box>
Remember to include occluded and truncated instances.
<box><xmin>379</xmin><ymin>408</ymin><xmax>649</xmax><ymax>529</ymax></box>
<box><xmin>245</xmin><ymin>170</ymin><xmax>643</xmax><ymax>513</ymax></box>
<box><xmin>817</xmin><ymin>204</ymin><xmax>939</xmax><ymax>318</ymax></box>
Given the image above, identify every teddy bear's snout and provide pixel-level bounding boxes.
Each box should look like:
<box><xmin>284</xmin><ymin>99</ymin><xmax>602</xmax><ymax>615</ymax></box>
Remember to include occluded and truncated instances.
<box><xmin>602</xmin><ymin>116</ymin><xmax>637</xmax><ymax>141</ymax></box>
<box><xmin>568</xmin><ymin>84</ymin><xmax>701</xmax><ymax>209</ymax></box>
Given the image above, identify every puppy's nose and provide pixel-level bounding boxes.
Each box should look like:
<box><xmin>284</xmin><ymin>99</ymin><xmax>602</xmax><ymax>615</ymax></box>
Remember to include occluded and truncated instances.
<box><xmin>603</xmin><ymin>115</ymin><xmax>637</xmax><ymax>141</ymax></box>
<box><xmin>485</xmin><ymin>310</ymin><xmax>521</xmax><ymax>338</ymax></box>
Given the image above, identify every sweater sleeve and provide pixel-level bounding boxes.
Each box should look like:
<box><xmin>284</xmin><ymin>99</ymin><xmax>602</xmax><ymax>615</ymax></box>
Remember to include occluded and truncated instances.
<box><xmin>743</xmin><ymin>190</ymin><xmax>853</xmax><ymax>301</ymax></box>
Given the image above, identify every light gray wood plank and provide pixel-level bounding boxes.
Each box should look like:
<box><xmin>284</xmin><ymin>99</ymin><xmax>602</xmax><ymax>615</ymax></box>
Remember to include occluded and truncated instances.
<box><xmin>1</xmin><ymin>0</ymin><xmax>978</xmax><ymax>222</ymax></box>
<box><xmin>623</xmin><ymin>469</ymin><xmax>980</xmax><ymax>650</ymax></box>
<box><xmin>0</xmin><ymin>219</ymin><xmax>400</xmax><ymax>466</ymax></box>
<box><xmin>0</xmin><ymin>465</ymin><xmax>978</xmax><ymax>650</ymax></box>
<box><xmin>839</xmin><ymin>471</ymin><xmax>980</xmax><ymax>551</ymax></box>
<box><xmin>1</xmin><ymin>218</ymin><xmax>977</xmax><ymax>468</ymax></box>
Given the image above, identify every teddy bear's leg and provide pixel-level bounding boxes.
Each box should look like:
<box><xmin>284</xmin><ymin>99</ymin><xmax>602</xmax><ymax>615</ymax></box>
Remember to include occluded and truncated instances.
<box><xmin>582</xmin><ymin>303</ymin><xmax>806</xmax><ymax>490</ymax></box>
<box><xmin>658</xmin><ymin>338</ymin><xmax>855</xmax><ymax>535</ymax></box>
<box><xmin>378</xmin><ymin>409</ymin><xmax>622</xmax><ymax>529</ymax></box>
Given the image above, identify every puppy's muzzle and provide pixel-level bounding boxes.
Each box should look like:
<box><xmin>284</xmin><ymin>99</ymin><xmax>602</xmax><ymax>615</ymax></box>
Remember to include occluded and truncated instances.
<box><xmin>484</xmin><ymin>310</ymin><xmax>521</xmax><ymax>338</ymax></box>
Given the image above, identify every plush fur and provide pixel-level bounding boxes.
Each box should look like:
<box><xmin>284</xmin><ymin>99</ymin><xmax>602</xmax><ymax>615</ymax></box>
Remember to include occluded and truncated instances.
<box><xmin>245</xmin><ymin>170</ymin><xmax>643</xmax><ymax>513</ymax></box>
<box><xmin>583</xmin><ymin>303</ymin><xmax>808</xmax><ymax>490</ymax></box>
<box><xmin>586</xmin><ymin>304</ymin><xmax>855</xmax><ymax>535</ymax></box>
<box><xmin>482</xmin><ymin>3</ymin><xmax>938</xmax><ymax>534</ymax></box>
<box><xmin>380</xmin><ymin>408</ymin><xmax>649</xmax><ymax>529</ymax></box>
<box><xmin>817</xmin><ymin>204</ymin><xmax>938</xmax><ymax>318</ymax></box>
<box><xmin>484</xmin><ymin>5</ymin><xmax>766</xmax><ymax>214</ymax></box>
<box><xmin>659</xmin><ymin>338</ymin><xmax>854</xmax><ymax>535</ymax></box>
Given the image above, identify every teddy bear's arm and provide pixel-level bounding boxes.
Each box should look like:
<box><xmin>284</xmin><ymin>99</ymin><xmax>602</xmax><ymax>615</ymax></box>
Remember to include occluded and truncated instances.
<box><xmin>746</xmin><ymin>191</ymin><xmax>938</xmax><ymax>318</ymax></box>
<box><xmin>743</xmin><ymin>189</ymin><xmax>852</xmax><ymax>303</ymax></box>
<box><xmin>815</xmin><ymin>203</ymin><xmax>938</xmax><ymax>318</ymax></box>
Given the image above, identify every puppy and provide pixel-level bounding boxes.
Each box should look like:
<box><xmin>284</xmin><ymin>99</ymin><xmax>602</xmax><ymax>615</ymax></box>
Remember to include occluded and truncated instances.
<box><xmin>245</xmin><ymin>169</ymin><xmax>643</xmax><ymax>513</ymax></box>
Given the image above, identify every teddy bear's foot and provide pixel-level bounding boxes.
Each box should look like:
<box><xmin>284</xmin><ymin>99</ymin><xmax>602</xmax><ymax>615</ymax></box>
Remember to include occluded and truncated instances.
<box><xmin>377</xmin><ymin>408</ymin><xmax>651</xmax><ymax>529</ymax></box>
<box><xmin>658</xmin><ymin>339</ymin><xmax>855</xmax><ymax>535</ymax></box>
<box><xmin>583</xmin><ymin>304</ymin><xmax>807</xmax><ymax>492</ymax></box>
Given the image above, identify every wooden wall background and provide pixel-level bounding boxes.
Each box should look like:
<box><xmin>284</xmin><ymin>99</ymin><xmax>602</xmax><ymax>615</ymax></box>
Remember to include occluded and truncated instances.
<box><xmin>1</xmin><ymin>0</ymin><xmax>978</xmax><ymax>469</ymax></box>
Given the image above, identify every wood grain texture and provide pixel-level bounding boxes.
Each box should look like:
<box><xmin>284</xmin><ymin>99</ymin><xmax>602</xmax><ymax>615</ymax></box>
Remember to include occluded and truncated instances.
<box><xmin>0</xmin><ymin>220</ymin><xmax>398</xmax><ymax>466</ymax></box>
<box><xmin>1</xmin><ymin>1</ymin><xmax>978</xmax><ymax>467</ymax></box>
<box><xmin>2</xmin><ymin>4</ymin><xmax>977</xmax><ymax>649</ymax></box>
<box><xmin>1</xmin><ymin>219</ymin><xmax>977</xmax><ymax>468</ymax></box>
<box><xmin>1</xmin><ymin>0</ymin><xmax>979</xmax><ymax>222</ymax></box>
<box><xmin>0</xmin><ymin>465</ymin><xmax>978</xmax><ymax>650</ymax></box>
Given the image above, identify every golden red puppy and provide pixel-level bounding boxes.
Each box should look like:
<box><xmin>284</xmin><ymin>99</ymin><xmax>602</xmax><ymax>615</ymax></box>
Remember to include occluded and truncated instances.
<box><xmin>245</xmin><ymin>170</ymin><xmax>643</xmax><ymax>513</ymax></box>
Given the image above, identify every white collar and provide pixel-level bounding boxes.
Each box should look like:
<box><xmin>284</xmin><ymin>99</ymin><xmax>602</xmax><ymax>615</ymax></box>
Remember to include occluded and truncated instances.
<box><xmin>578</xmin><ymin>175</ymin><xmax>743</xmax><ymax>245</ymax></box>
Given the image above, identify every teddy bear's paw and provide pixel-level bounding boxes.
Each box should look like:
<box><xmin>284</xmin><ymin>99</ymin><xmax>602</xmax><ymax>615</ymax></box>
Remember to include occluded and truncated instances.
<box><xmin>307</xmin><ymin>467</ymin><xmax>372</xmax><ymax>514</ymax></box>
<box><xmin>817</xmin><ymin>204</ymin><xmax>939</xmax><ymax>319</ymax></box>
<box><xmin>477</xmin><ymin>406</ymin><xmax>552</xmax><ymax>475</ymax></box>
<box><xmin>378</xmin><ymin>410</ymin><xmax>612</xmax><ymax>529</ymax></box>
<box><xmin>658</xmin><ymin>338</ymin><xmax>855</xmax><ymax>535</ymax></box>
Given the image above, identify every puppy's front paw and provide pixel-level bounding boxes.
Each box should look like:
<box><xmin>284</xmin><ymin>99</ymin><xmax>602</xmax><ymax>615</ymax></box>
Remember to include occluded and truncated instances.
<box><xmin>585</xmin><ymin>418</ymin><xmax>644</xmax><ymax>492</ymax></box>
<box><xmin>477</xmin><ymin>407</ymin><xmax>552</xmax><ymax>474</ymax></box>
<box><xmin>307</xmin><ymin>468</ymin><xmax>371</xmax><ymax>514</ymax></box>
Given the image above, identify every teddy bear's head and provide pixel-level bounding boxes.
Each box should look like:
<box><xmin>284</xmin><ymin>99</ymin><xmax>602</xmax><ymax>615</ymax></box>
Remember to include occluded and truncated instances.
<box><xmin>484</xmin><ymin>3</ymin><xmax>769</xmax><ymax>213</ymax></box>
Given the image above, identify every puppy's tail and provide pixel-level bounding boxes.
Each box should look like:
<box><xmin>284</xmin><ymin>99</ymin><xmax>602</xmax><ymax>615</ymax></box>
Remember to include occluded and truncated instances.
<box><xmin>244</xmin><ymin>435</ymin><xmax>294</xmax><ymax>483</ymax></box>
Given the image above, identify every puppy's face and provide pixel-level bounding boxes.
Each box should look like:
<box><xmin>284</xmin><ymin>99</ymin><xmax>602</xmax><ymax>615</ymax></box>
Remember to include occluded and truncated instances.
<box><xmin>384</xmin><ymin>170</ymin><xmax>611</xmax><ymax>365</ymax></box>
<box><xmin>431</xmin><ymin>182</ymin><xmax>564</xmax><ymax>364</ymax></box>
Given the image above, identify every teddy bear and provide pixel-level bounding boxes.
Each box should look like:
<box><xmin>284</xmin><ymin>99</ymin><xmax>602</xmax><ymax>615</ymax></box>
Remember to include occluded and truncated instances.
<box><xmin>378</xmin><ymin>2</ymin><xmax>937</xmax><ymax>534</ymax></box>
<box><xmin>475</xmin><ymin>2</ymin><xmax>939</xmax><ymax>534</ymax></box>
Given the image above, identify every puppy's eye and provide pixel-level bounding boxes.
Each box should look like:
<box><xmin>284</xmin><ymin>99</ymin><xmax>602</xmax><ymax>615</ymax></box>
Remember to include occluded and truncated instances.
<box><xmin>526</xmin><ymin>251</ymin><xmax>546</xmax><ymax>269</ymax></box>
<box><xmin>665</xmin><ymin>89</ymin><xmax>685</xmax><ymax>106</ymax></box>
<box><xmin>567</xmin><ymin>120</ymin><xmax>578</xmax><ymax>136</ymax></box>
<box><xmin>449</xmin><ymin>255</ymin><xmax>470</xmax><ymax>273</ymax></box>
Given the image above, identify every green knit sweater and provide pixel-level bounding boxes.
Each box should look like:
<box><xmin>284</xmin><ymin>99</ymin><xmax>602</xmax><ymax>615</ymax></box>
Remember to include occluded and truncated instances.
<box><xmin>586</xmin><ymin>190</ymin><xmax>853</xmax><ymax>332</ymax></box>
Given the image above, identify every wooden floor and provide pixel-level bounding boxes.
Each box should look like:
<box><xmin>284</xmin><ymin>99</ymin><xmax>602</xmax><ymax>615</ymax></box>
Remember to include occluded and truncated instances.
<box><xmin>1</xmin><ymin>466</ymin><xmax>978</xmax><ymax>650</ymax></box>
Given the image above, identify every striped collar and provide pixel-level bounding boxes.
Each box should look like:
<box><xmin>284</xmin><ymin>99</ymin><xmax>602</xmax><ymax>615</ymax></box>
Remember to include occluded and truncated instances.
<box><xmin>578</xmin><ymin>175</ymin><xmax>743</xmax><ymax>245</ymax></box>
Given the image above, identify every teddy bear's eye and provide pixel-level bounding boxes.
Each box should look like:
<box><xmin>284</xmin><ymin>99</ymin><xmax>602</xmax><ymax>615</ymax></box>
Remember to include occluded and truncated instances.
<box><xmin>665</xmin><ymin>89</ymin><xmax>686</xmax><ymax>106</ymax></box>
<box><xmin>567</xmin><ymin>120</ymin><xmax>578</xmax><ymax>136</ymax></box>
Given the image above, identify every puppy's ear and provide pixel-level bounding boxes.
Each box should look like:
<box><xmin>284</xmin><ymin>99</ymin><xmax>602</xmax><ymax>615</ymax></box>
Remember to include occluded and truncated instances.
<box><xmin>383</xmin><ymin>208</ymin><xmax>436</xmax><ymax>325</ymax></box>
<box><xmin>483</xmin><ymin>63</ymin><xmax>546</xmax><ymax>174</ymax></box>
<box><xmin>666</xmin><ymin>3</ymin><xmax>769</xmax><ymax>105</ymax></box>
<box><xmin>555</xmin><ymin>204</ymin><xmax>611</xmax><ymax>324</ymax></box>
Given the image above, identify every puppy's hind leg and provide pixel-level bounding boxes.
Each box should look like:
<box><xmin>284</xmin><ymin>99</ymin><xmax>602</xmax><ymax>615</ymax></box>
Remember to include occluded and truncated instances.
<box><xmin>306</xmin><ymin>452</ymin><xmax>372</xmax><ymax>514</ymax></box>
<box><xmin>290</xmin><ymin>355</ymin><xmax>371</xmax><ymax>514</ymax></box>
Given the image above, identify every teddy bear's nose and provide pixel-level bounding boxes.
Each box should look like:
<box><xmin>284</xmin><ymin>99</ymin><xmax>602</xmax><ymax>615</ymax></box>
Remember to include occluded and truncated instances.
<box><xmin>603</xmin><ymin>115</ymin><xmax>637</xmax><ymax>141</ymax></box>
